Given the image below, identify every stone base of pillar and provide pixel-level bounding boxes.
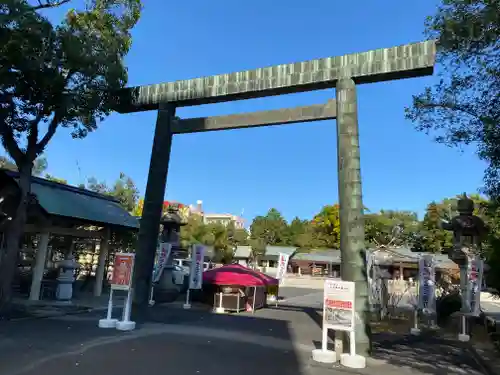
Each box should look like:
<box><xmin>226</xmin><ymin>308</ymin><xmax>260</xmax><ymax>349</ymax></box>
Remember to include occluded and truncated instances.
<box><xmin>311</xmin><ymin>349</ymin><xmax>337</xmax><ymax>364</ymax></box>
<box><xmin>98</xmin><ymin>318</ymin><xmax>118</xmax><ymax>328</ymax></box>
<box><xmin>458</xmin><ymin>333</ymin><xmax>470</xmax><ymax>342</ymax></box>
<box><xmin>340</xmin><ymin>353</ymin><xmax>366</xmax><ymax>369</ymax></box>
<box><xmin>116</xmin><ymin>320</ymin><xmax>136</xmax><ymax>331</ymax></box>
<box><xmin>410</xmin><ymin>327</ymin><xmax>421</xmax><ymax>335</ymax></box>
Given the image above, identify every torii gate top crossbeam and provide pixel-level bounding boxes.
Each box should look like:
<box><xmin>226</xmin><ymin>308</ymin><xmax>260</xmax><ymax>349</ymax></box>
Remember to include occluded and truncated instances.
<box><xmin>115</xmin><ymin>40</ymin><xmax>436</xmax><ymax>113</ymax></box>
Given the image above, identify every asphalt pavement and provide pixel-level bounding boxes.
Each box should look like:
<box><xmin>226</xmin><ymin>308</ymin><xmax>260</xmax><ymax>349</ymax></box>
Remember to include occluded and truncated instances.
<box><xmin>0</xmin><ymin>285</ymin><xmax>490</xmax><ymax>375</ymax></box>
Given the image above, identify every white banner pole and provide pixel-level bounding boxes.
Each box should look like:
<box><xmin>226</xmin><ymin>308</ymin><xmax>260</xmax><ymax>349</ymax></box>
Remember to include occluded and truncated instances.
<box><xmin>184</xmin><ymin>288</ymin><xmax>191</xmax><ymax>309</ymax></box>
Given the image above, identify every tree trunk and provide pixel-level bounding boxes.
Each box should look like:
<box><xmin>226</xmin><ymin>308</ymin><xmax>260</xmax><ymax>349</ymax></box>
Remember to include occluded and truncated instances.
<box><xmin>0</xmin><ymin>164</ymin><xmax>32</xmax><ymax>311</ymax></box>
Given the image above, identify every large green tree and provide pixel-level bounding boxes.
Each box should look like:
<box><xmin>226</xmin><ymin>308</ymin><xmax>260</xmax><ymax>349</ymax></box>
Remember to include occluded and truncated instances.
<box><xmin>250</xmin><ymin>208</ymin><xmax>288</xmax><ymax>246</ymax></box>
<box><xmin>311</xmin><ymin>204</ymin><xmax>341</xmax><ymax>249</ymax></box>
<box><xmin>364</xmin><ymin>210</ymin><xmax>420</xmax><ymax>248</ymax></box>
<box><xmin>84</xmin><ymin>172</ymin><xmax>139</xmax><ymax>213</ymax></box>
<box><xmin>0</xmin><ymin>0</ymin><xmax>141</xmax><ymax>306</ymax></box>
<box><xmin>405</xmin><ymin>0</ymin><xmax>500</xmax><ymax>197</ymax></box>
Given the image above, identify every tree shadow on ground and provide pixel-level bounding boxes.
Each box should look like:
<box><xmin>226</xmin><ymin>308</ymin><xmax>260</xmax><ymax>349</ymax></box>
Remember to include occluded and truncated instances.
<box><xmin>133</xmin><ymin>302</ymin><xmax>487</xmax><ymax>375</ymax></box>
<box><xmin>286</xmin><ymin>302</ymin><xmax>486</xmax><ymax>375</ymax></box>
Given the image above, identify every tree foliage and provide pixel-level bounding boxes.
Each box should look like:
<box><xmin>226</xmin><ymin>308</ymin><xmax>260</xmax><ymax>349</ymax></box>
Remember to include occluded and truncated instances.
<box><xmin>250</xmin><ymin>208</ymin><xmax>289</xmax><ymax>246</ymax></box>
<box><xmin>405</xmin><ymin>0</ymin><xmax>500</xmax><ymax>197</ymax></box>
<box><xmin>179</xmin><ymin>215</ymin><xmax>249</xmax><ymax>263</ymax></box>
<box><xmin>311</xmin><ymin>204</ymin><xmax>341</xmax><ymax>249</ymax></box>
<box><xmin>0</xmin><ymin>0</ymin><xmax>142</xmax><ymax>307</ymax></box>
<box><xmin>84</xmin><ymin>172</ymin><xmax>139</xmax><ymax>213</ymax></box>
<box><xmin>365</xmin><ymin>210</ymin><xmax>420</xmax><ymax>248</ymax></box>
<box><xmin>0</xmin><ymin>155</ymin><xmax>47</xmax><ymax>176</ymax></box>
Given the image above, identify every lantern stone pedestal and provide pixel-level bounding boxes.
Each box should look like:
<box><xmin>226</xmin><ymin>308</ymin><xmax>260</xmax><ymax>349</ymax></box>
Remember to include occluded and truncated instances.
<box><xmin>56</xmin><ymin>255</ymin><xmax>80</xmax><ymax>302</ymax></box>
<box><xmin>153</xmin><ymin>204</ymin><xmax>187</xmax><ymax>303</ymax></box>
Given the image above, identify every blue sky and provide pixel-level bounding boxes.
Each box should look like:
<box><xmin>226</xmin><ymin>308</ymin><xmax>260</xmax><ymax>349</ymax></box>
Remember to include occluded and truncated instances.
<box><xmin>16</xmin><ymin>0</ymin><xmax>488</xmax><ymax>222</ymax></box>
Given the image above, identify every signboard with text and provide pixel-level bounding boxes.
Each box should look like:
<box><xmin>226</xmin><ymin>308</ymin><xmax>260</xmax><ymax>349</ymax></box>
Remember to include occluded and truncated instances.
<box><xmin>111</xmin><ymin>253</ymin><xmax>135</xmax><ymax>291</ymax></box>
<box><xmin>188</xmin><ymin>244</ymin><xmax>205</xmax><ymax>290</ymax></box>
<box><xmin>323</xmin><ymin>279</ymin><xmax>355</xmax><ymax>332</ymax></box>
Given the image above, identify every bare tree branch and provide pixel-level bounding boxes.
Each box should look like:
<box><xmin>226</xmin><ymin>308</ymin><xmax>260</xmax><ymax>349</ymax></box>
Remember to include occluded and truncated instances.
<box><xmin>36</xmin><ymin>111</ymin><xmax>60</xmax><ymax>155</ymax></box>
<box><xmin>419</xmin><ymin>101</ymin><xmax>481</xmax><ymax>120</ymax></box>
<box><xmin>0</xmin><ymin>122</ymin><xmax>24</xmax><ymax>166</ymax></box>
<box><xmin>31</xmin><ymin>0</ymin><xmax>71</xmax><ymax>11</ymax></box>
<box><xmin>26</xmin><ymin>109</ymin><xmax>44</xmax><ymax>160</ymax></box>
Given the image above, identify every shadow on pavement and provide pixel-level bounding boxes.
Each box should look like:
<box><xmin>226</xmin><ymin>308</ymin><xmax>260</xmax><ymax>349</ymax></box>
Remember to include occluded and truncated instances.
<box><xmin>0</xmin><ymin>302</ymin><xmax>489</xmax><ymax>375</ymax></box>
<box><xmin>274</xmin><ymin>302</ymin><xmax>486</xmax><ymax>375</ymax></box>
<box><xmin>0</xmin><ymin>306</ymin><xmax>307</xmax><ymax>375</ymax></box>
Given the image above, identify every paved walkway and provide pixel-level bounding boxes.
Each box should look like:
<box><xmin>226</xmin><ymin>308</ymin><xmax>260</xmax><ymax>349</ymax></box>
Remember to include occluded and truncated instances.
<box><xmin>0</xmin><ymin>301</ymin><xmax>489</xmax><ymax>375</ymax></box>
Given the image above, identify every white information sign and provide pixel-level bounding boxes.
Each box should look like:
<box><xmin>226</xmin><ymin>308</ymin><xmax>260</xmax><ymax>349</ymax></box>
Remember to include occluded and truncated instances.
<box><xmin>323</xmin><ymin>279</ymin><xmax>355</xmax><ymax>332</ymax></box>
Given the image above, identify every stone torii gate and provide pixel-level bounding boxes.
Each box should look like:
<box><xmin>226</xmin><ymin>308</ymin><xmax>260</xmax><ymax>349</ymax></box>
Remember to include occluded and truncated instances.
<box><xmin>114</xmin><ymin>40</ymin><xmax>436</xmax><ymax>354</ymax></box>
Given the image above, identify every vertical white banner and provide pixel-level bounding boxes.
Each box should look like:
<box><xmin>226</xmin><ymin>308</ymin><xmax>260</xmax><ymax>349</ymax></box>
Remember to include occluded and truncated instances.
<box><xmin>276</xmin><ymin>253</ymin><xmax>290</xmax><ymax>282</ymax></box>
<box><xmin>418</xmin><ymin>254</ymin><xmax>436</xmax><ymax>314</ymax></box>
<box><xmin>365</xmin><ymin>251</ymin><xmax>376</xmax><ymax>307</ymax></box>
<box><xmin>152</xmin><ymin>243</ymin><xmax>172</xmax><ymax>283</ymax></box>
<box><xmin>188</xmin><ymin>244</ymin><xmax>205</xmax><ymax>290</ymax></box>
<box><xmin>466</xmin><ymin>254</ymin><xmax>484</xmax><ymax>316</ymax></box>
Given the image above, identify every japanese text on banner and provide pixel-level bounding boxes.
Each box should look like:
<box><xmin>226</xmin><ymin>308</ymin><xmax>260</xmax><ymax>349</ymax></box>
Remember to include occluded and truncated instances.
<box><xmin>418</xmin><ymin>254</ymin><xmax>436</xmax><ymax>314</ymax></box>
<box><xmin>275</xmin><ymin>253</ymin><xmax>290</xmax><ymax>282</ymax></box>
<box><xmin>188</xmin><ymin>244</ymin><xmax>205</xmax><ymax>290</ymax></box>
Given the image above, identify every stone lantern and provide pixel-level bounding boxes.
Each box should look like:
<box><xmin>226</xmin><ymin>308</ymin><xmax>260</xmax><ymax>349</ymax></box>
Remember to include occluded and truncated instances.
<box><xmin>442</xmin><ymin>193</ymin><xmax>486</xmax><ymax>341</ymax></box>
<box><xmin>442</xmin><ymin>193</ymin><xmax>486</xmax><ymax>266</ymax></box>
<box><xmin>159</xmin><ymin>203</ymin><xmax>186</xmax><ymax>246</ymax></box>
<box><xmin>55</xmin><ymin>254</ymin><xmax>80</xmax><ymax>303</ymax></box>
<box><xmin>154</xmin><ymin>203</ymin><xmax>187</xmax><ymax>302</ymax></box>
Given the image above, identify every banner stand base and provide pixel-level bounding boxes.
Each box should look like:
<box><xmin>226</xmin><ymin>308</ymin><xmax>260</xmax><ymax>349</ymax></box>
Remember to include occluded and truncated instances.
<box><xmin>98</xmin><ymin>318</ymin><xmax>118</xmax><ymax>328</ymax></box>
<box><xmin>215</xmin><ymin>307</ymin><xmax>225</xmax><ymax>314</ymax></box>
<box><xmin>116</xmin><ymin>320</ymin><xmax>136</xmax><ymax>331</ymax></box>
<box><xmin>340</xmin><ymin>354</ymin><xmax>366</xmax><ymax>369</ymax></box>
<box><xmin>410</xmin><ymin>327</ymin><xmax>421</xmax><ymax>336</ymax></box>
<box><xmin>183</xmin><ymin>303</ymin><xmax>191</xmax><ymax>309</ymax></box>
<box><xmin>311</xmin><ymin>349</ymin><xmax>337</xmax><ymax>363</ymax></box>
<box><xmin>458</xmin><ymin>333</ymin><xmax>470</xmax><ymax>342</ymax></box>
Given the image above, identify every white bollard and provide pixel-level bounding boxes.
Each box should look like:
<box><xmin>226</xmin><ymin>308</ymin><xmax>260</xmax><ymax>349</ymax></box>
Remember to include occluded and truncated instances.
<box><xmin>410</xmin><ymin>308</ymin><xmax>421</xmax><ymax>335</ymax></box>
<box><xmin>458</xmin><ymin>315</ymin><xmax>470</xmax><ymax>342</ymax></box>
<box><xmin>311</xmin><ymin>326</ymin><xmax>337</xmax><ymax>363</ymax></box>
<box><xmin>340</xmin><ymin>331</ymin><xmax>366</xmax><ymax>369</ymax></box>
<box><xmin>183</xmin><ymin>289</ymin><xmax>192</xmax><ymax>309</ymax></box>
<box><xmin>215</xmin><ymin>292</ymin><xmax>225</xmax><ymax>314</ymax></box>
<box><xmin>116</xmin><ymin>287</ymin><xmax>136</xmax><ymax>331</ymax></box>
<box><xmin>99</xmin><ymin>288</ymin><xmax>118</xmax><ymax>328</ymax></box>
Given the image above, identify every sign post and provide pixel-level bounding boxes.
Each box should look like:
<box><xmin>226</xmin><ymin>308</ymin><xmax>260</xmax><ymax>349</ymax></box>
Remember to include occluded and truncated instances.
<box><xmin>114</xmin><ymin>253</ymin><xmax>136</xmax><ymax>331</ymax></box>
<box><xmin>184</xmin><ymin>244</ymin><xmax>205</xmax><ymax>309</ymax></box>
<box><xmin>312</xmin><ymin>279</ymin><xmax>365</xmax><ymax>368</ymax></box>
<box><xmin>148</xmin><ymin>243</ymin><xmax>172</xmax><ymax>306</ymax></box>
<box><xmin>99</xmin><ymin>253</ymin><xmax>136</xmax><ymax>330</ymax></box>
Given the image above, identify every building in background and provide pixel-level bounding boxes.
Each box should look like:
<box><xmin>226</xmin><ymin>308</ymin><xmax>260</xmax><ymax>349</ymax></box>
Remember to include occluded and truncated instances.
<box><xmin>188</xmin><ymin>200</ymin><xmax>245</xmax><ymax>229</ymax></box>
